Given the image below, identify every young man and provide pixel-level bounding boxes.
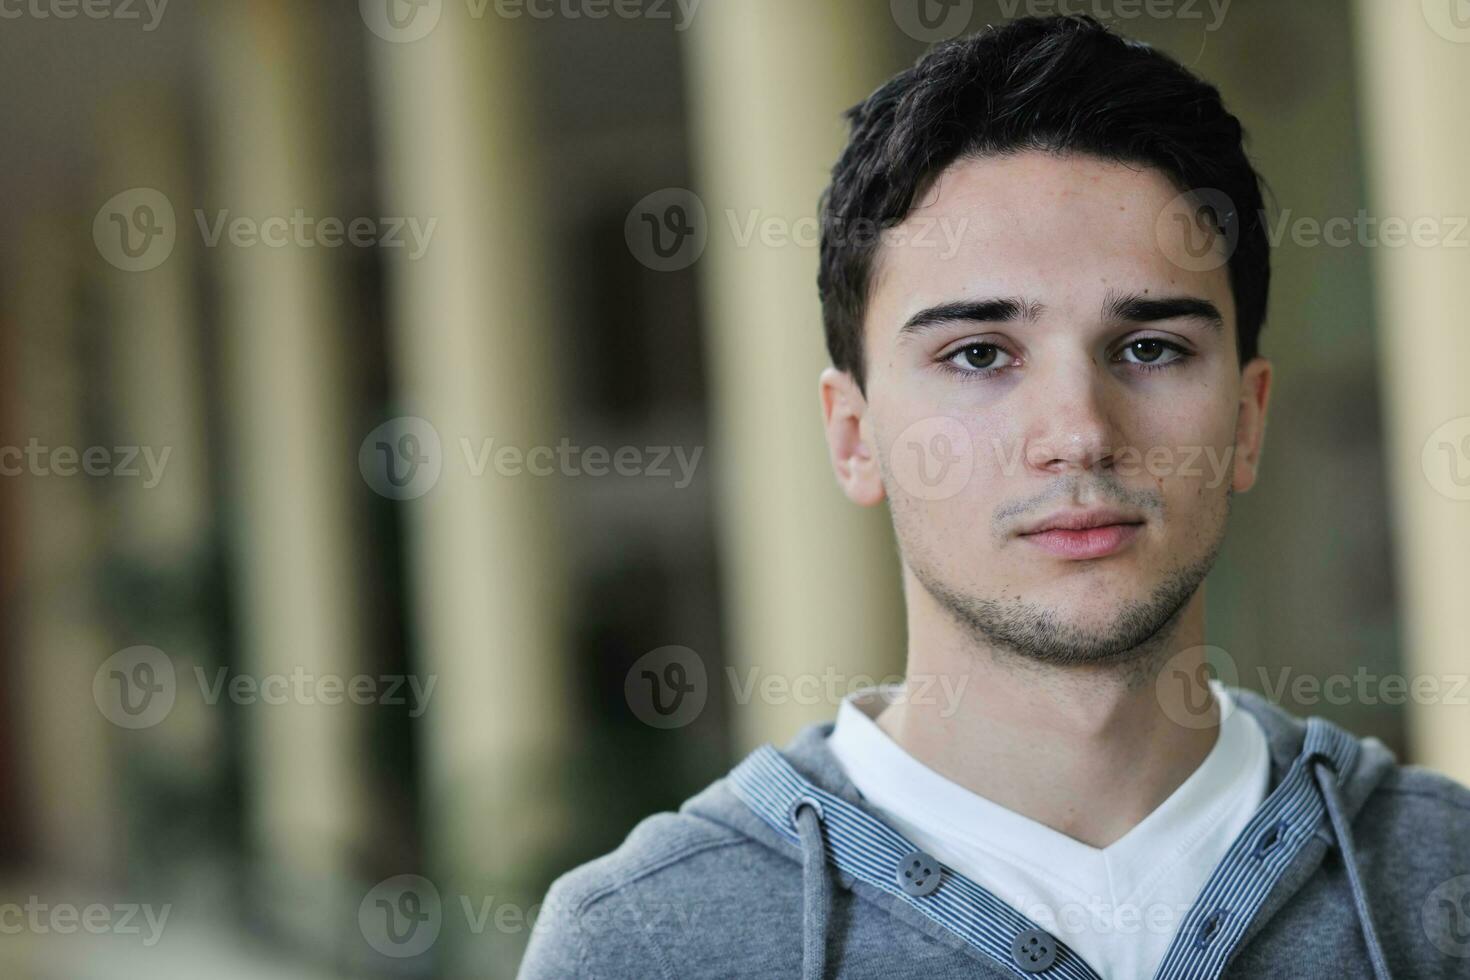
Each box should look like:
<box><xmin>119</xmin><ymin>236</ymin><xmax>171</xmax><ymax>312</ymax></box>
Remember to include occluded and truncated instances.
<box><xmin>521</xmin><ymin>16</ymin><xmax>1470</xmax><ymax>979</ymax></box>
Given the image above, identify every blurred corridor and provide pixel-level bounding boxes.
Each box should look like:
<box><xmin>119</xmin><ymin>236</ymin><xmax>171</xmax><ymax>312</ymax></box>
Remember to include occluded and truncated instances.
<box><xmin>0</xmin><ymin>1</ymin><xmax>1466</xmax><ymax>976</ymax></box>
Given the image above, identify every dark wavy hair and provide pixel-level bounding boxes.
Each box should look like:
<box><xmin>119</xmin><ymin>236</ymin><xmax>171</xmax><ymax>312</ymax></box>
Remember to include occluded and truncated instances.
<box><xmin>817</xmin><ymin>15</ymin><xmax>1270</xmax><ymax>394</ymax></box>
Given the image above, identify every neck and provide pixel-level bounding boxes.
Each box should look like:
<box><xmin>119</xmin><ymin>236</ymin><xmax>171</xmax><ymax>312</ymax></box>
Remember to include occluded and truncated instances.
<box><xmin>876</xmin><ymin>571</ymin><xmax>1219</xmax><ymax>849</ymax></box>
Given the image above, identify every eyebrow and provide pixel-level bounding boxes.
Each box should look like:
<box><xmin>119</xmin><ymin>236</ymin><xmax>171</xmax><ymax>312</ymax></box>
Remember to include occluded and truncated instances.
<box><xmin>898</xmin><ymin>298</ymin><xmax>1043</xmax><ymax>336</ymax></box>
<box><xmin>897</xmin><ymin>292</ymin><xmax>1224</xmax><ymax>338</ymax></box>
<box><xmin>1103</xmin><ymin>292</ymin><xmax>1224</xmax><ymax>333</ymax></box>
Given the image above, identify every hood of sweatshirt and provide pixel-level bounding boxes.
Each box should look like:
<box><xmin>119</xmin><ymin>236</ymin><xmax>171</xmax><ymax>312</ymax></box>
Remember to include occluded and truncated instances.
<box><xmin>677</xmin><ymin>686</ymin><xmax>1400</xmax><ymax>980</ymax></box>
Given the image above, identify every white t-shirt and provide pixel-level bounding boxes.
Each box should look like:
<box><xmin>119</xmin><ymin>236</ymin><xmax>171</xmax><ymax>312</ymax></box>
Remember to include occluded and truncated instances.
<box><xmin>827</xmin><ymin>680</ymin><xmax>1269</xmax><ymax>980</ymax></box>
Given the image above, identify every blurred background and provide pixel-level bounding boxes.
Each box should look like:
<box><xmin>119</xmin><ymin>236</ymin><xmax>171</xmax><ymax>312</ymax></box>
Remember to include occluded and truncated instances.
<box><xmin>0</xmin><ymin>0</ymin><xmax>1466</xmax><ymax>976</ymax></box>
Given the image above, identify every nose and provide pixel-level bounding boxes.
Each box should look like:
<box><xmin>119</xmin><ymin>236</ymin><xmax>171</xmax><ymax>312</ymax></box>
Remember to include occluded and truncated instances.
<box><xmin>1021</xmin><ymin>355</ymin><xmax>1119</xmax><ymax>477</ymax></box>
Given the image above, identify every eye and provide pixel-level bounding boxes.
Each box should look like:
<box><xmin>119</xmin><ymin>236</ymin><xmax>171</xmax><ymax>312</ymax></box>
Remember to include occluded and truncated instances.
<box><xmin>942</xmin><ymin>342</ymin><xmax>1016</xmax><ymax>375</ymax></box>
<box><xmin>1115</xmin><ymin>337</ymin><xmax>1190</xmax><ymax>370</ymax></box>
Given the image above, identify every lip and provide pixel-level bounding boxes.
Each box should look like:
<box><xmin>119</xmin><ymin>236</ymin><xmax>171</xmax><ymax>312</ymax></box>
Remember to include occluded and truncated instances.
<box><xmin>1017</xmin><ymin>508</ymin><xmax>1145</xmax><ymax>560</ymax></box>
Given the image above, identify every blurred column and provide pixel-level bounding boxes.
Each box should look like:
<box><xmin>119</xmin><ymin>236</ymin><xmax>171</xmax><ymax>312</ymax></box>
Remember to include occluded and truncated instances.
<box><xmin>683</xmin><ymin>3</ymin><xmax>906</xmax><ymax>750</ymax></box>
<box><xmin>7</xmin><ymin>219</ymin><xmax>116</xmax><ymax>881</ymax></box>
<box><xmin>201</xmin><ymin>0</ymin><xmax>373</xmax><ymax>943</ymax></box>
<box><xmin>95</xmin><ymin>97</ymin><xmax>210</xmax><ymax>568</ymax></box>
<box><xmin>1352</xmin><ymin>3</ymin><xmax>1470</xmax><ymax>782</ymax></box>
<box><xmin>365</xmin><ymin>5</ymin><xmax>571</xmax><ymax>972</ymax></box>
<box><xmin>91</xmin><ymin>88</ymin><xmax>224</xmax><ymax>877</ymax></box>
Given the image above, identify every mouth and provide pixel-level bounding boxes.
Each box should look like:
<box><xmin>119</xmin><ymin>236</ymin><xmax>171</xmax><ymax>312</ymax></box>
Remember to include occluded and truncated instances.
<box><xmin>1017</xmin><ymin>509</ymin><xmax>1145</xmax><ymax>560</ymax></box>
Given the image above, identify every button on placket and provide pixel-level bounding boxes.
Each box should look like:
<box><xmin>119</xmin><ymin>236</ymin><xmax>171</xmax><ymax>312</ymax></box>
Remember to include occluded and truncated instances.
<box><xmin>1010</xmin><ymin>927</ymin><xmax>1059</xmax><ymax>973</ymax></box>
<box><xmin>896</xmin><ymin>849</ymin><xmax>942</xmax><ymax>897</ymax></box>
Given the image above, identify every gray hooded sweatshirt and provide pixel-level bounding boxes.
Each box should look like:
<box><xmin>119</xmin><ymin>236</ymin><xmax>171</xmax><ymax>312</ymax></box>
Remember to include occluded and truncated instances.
<box><xmin>519</xmin><ymin>687</ymin><xmax>1470</xmax><ymax>978</ymax></box>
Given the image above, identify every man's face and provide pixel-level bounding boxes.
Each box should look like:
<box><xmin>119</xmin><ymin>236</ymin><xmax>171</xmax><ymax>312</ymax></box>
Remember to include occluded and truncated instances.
<box><xmin>821</xmin><ymin>150</ymin><xmax>1272</xmax><ymax>665</ymax></box>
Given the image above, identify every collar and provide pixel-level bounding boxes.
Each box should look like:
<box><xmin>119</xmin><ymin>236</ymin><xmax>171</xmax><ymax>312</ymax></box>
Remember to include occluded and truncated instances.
<box><xmin>711</xmin><ymin>686</ymin><xmax>1385</xmax><ymax>979</ymax></box>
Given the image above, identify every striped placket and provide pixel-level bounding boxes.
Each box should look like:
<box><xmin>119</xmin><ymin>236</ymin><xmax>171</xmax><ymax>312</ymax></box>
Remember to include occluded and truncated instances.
<box><xmin>727</xmin><ymin>715</ymin><xmax>1358</xmax><ymax>979</ymax></box>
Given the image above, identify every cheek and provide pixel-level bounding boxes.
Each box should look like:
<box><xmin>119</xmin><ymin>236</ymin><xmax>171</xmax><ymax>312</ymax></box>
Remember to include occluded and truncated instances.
<box><xmin>874</xmin><ymin>413</ymin><xmax>1004</xmax><ymax>547</ymax></box>
<box><xmin>878</xmin><ymin>416</ymin><xmax>985</xmax><ymax>511</ymax></box>
<box><xmin>1114</xmin><ymin>387</ymin><xmax>1238</xmax><ymax>473</ymax></box>
<box><xmin>1129</xmin><ymin>421</ymin><xmax>1238</xmax><ymax>528</ymax></box>
<box><xmin>871</xmin><ymin>379</ymin><xmax>991</xmax><ymax>503</ymax></box>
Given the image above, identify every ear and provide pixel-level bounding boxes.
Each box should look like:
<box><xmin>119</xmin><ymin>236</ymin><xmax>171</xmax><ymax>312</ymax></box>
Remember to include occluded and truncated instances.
<box><xmin>819</xmin><ymin>367</ymin><xmax>886</xmax><ymax>506</ymax></box>
<box><xmin>1231</xmin><ymin>356</ymin><xmax>1273</xmax><ymax>493</ymax></box>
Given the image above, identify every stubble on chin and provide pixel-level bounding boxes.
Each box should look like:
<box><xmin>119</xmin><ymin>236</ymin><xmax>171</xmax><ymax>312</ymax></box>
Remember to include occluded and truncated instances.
<box><xmin>895</xmin><ymin>490</ymin><xmax>1231</xmax><ymax>686</ymax></box>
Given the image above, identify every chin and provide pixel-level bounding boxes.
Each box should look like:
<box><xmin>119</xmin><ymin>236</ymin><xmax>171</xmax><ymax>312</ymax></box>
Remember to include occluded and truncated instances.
<box><xmin>1017</xmin><ymin>561</ymin><xmax>1150</xmax><ymax>597</ymax></box>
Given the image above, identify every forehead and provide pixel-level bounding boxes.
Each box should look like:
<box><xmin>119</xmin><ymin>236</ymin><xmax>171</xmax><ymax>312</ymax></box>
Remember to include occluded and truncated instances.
<box><xmin>865</xmin><ymin>150</ymin><xmax>1235</xmax><ymax>336</ymax></box>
